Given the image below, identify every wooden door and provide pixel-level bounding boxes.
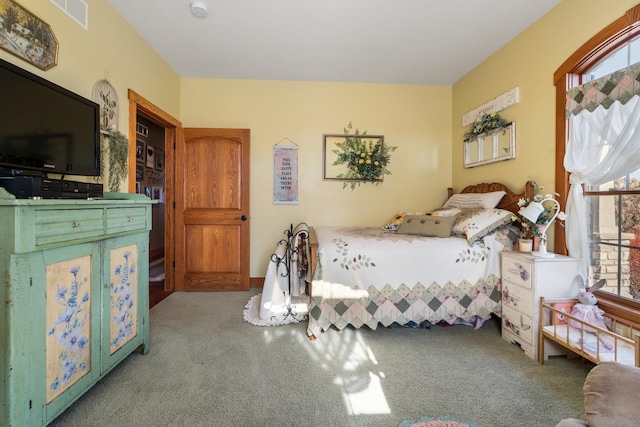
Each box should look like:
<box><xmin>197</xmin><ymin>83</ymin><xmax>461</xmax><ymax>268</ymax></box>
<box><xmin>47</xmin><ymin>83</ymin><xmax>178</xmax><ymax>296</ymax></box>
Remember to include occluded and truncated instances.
<box><xmin>175</xmin><ymin>128</ymin><xmax>250</xmax><ymax>291</ymax></box>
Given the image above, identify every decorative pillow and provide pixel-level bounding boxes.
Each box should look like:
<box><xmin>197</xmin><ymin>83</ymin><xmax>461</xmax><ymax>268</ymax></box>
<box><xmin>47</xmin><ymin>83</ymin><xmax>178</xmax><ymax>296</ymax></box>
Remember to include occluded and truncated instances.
<box><xmin>443</xmin><ymin>191</ymin><xmax>506</xmax><ymax>209</ymax></box>
<box><xmin>382</xmin><ymin>209</ymin><xmax>461</xmax><ymax>231</ymax></box>
<box><xmin>382</xmin><ymin>212</ymin><xmax>415</xmax><ymax>231</ymax></box>
<box><xmin>397</xmin><ymin>215</ymin><xmax>457</xmax><ymax>238</ymax></box>
<box><xmin>452</xmin><ymin>208</ymin><xmax>515</xmax><ymax>243</ymax></box>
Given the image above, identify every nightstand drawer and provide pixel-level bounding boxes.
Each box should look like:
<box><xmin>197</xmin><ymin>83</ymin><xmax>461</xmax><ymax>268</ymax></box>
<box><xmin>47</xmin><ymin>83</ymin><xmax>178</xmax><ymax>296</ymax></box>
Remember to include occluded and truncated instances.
<box><xmin>502</xmin><ymin>256</ymin><xmax>532</xmax><ymax>289</ymax></box>
<box><xmin>106</xmin><ymin>207</ymin><xmax>147</xmax><ymax>234</ymax></box>
<box><xmin>502</xmin><ymin>282</ymin><xmax>532</xmax><ymax>317</ymax></box>
<box><xmin>35</xmin><ymin>209</ymin><xmax>104</xmax><ymax>246</ymax></box>
<box><xmin>502</xmin><ymin>304</ymin><xmax>534</xmax><ymax>346</ymax></box>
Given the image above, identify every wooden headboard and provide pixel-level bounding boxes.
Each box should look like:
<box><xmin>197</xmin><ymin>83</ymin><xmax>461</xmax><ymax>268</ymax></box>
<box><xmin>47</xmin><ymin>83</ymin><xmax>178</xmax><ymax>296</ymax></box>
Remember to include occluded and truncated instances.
<box><xmin>448</xmin><ymin>181</ymin><xmax>536</xmax><ymax>216</ymax></box>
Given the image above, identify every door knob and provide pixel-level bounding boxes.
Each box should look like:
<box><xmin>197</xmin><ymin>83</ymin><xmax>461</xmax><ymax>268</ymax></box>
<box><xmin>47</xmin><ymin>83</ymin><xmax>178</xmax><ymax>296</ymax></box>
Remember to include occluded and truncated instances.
<box><xmin>240</xmin><ymin>215</ymin><xmax>247</xmax><ymax>221</ymax></box>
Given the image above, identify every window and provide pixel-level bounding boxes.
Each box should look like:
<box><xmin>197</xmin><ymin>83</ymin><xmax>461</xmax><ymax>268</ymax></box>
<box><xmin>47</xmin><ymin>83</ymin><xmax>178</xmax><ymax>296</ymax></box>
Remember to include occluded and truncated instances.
<box><xmin>555</xmin><ymin>5</ymin><xmax>640</xmax><ymax>307</ymax></box>
<box><xmin>581</xmin><ymin>38</ymin><xmax>640</xmax><ymax>302</ymax></box>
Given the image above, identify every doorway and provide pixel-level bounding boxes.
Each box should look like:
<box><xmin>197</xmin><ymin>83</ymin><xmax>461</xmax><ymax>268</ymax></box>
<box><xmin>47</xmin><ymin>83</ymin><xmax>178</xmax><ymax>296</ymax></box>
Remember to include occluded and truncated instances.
<box><xmin>127</xmin><ymin>90</ymin><xmax>181</xmax><ymax>306</ymax></box>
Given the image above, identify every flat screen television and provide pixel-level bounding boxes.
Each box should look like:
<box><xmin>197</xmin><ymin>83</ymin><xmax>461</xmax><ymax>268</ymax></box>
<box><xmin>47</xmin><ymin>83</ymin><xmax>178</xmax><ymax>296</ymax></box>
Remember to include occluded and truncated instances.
<box><xmin>0</xmin><ymin>58</ymin><xmax>100</xmax><ymax>177</ymax></box>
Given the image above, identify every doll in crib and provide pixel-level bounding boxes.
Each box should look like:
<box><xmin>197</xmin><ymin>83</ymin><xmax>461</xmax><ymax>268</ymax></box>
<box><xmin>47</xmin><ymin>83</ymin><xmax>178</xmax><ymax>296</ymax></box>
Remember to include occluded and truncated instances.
<box><xmin>569</xmin><ymin>279</ymin><xmax>613</xmax><ymax>350</ymax></box>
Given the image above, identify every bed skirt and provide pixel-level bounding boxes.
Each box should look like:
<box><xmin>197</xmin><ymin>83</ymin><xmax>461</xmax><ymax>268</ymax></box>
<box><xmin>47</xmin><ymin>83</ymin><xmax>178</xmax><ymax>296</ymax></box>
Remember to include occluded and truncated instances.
<box><xmin>307</xmin><ymin>276</ymin><xmax>502</xmax><ymax>337</ymax></box>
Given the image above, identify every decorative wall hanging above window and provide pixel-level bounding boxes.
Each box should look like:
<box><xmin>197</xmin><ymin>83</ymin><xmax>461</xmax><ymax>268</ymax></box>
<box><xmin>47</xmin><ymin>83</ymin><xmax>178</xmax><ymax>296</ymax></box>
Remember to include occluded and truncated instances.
<box><xmin>323</xmin><ymin>122</ymin><xmax>397</xmax><ymax>190</ymax></box>
<box><xmin>0</xmin><ymin>1</ymin><xmax>58</xmax><ymax>70</ymax></box>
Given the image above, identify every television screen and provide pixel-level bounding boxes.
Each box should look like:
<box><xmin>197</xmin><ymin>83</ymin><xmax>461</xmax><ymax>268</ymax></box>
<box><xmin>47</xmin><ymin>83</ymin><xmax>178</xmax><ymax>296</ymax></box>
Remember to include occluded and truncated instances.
<box><xmin>0</xmin><ymin>58</ymin><xmax>100</xmax><ymax>176</ymax></box>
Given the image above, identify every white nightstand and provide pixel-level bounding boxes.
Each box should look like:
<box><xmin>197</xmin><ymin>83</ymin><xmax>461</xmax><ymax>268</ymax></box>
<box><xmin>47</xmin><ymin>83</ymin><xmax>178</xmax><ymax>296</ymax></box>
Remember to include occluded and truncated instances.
<box><xmin>501</xmin><ymin>251</ymin><xmax>581</xmax><ymax>360</ymax></box>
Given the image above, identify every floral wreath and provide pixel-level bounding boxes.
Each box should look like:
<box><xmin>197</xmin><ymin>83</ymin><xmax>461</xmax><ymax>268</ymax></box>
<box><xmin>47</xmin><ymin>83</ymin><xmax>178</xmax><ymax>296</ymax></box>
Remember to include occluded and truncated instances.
<box><xmin>332</xmin><ymin>122</ymin><xmax>397</xmax><ymax>190</ymax></box>
<box><xmin>463</xmin><ymin>113</ymin><xmax>509</xmax><ymax>142</ymax></box>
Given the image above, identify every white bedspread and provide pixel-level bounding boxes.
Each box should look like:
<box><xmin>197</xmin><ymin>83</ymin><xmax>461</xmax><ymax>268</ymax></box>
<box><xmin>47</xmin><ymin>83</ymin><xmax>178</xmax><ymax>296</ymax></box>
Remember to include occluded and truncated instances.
<box><xmin>315</xmin><ymin>227</ymin><xmax>504</xmax><ymax>289</ymax></box>
<box><xmin>308</xmin><ymin>227</ymin><xmax>510</xmax><ymax>335</ymax></box>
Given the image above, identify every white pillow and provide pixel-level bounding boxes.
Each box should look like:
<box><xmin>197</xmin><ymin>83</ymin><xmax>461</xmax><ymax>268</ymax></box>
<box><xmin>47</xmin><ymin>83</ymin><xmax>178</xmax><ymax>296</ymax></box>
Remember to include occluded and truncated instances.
<box><xmin>443</xmin><ymin>191</ymin><xmax>506</xmax><ymax>209</ymax></box>
<box><xmin>452</xmin><ymin>208</ymin><xmax>514</xmax><ymax>243</ymax></box>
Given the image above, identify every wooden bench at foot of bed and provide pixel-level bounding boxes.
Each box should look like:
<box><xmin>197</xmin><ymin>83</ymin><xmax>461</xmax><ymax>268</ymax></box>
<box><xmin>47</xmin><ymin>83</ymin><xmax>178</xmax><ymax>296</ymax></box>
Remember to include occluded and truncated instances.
<box><xmin>539</xmin><ymin>297</ymin><xmax>640</xmax><ymax>367</ymax></box>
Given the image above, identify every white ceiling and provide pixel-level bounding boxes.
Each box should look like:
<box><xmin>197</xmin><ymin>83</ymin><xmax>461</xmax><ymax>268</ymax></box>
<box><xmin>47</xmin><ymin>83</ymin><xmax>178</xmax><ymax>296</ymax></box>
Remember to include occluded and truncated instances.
<box><xmin>108</xmin><ymin>0</ymin><xmax>561</xmax><ymax>85</ymax></box>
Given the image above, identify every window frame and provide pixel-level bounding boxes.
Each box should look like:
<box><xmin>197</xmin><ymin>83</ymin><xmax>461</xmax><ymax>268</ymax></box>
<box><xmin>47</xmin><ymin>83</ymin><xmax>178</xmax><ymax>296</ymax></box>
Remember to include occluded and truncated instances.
<box><xmin>554</xmin><ymin>4</ymin><xmax>640</xmax><ymax>314</ymax></box>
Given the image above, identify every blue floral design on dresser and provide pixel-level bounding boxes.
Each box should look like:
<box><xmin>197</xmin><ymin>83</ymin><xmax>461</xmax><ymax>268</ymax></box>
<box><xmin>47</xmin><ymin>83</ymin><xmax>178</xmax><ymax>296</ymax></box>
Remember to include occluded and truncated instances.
<box><xmin>46</xmin><ymin>256</ymin><xmax>91</xmax><ymax>403</ymax></box>
<box><xmin>110</xmin><ymin>245</ymin><xmax>138</xmax><ymax>354</ymax></box>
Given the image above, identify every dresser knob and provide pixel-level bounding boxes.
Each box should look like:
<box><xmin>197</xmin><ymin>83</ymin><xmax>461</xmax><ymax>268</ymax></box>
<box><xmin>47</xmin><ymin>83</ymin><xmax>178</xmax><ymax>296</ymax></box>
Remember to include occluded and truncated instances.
<box><xmin>72</xmin><ymin>221</ymin><xmax>80</xmax><ymax>228</ymax></box>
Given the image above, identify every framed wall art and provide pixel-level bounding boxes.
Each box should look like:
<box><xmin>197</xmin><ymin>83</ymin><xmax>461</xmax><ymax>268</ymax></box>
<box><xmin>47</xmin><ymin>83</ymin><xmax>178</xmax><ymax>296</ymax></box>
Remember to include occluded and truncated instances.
<box><xmin>323</xmin><ymin>133</ymin><xmax>385</xmax><ymax>182</ymax></box>
<box><xmin>155</xmin><ymin>149</ymin><xmax>164</xmax><ymax>171</ymax></box>
<box><xmin>151</xmin><ymin>186</ymin><xmax>164</xmax><ymax>203</ymax></box>
<box><xmin>146</xmin><ymin>146</ymin><xmax>155</xmax><ymax>169</ymax></box>
<box><xmin>0</xmin><ymin>1</ymin><xmax>58</xmax><ymax>70</ymax></box>
<box><xmin>136</xmin><ymin>140</ymin><xmax>145</xmax><ymax>163</ymax></box>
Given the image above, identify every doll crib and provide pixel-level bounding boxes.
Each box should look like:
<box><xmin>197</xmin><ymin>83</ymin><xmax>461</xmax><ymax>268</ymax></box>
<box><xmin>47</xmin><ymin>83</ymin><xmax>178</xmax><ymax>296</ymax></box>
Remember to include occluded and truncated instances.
<box><xmin>539</xmin><ymin>297</ymin><xmax>640</xmax><ymax>367</ymax></box>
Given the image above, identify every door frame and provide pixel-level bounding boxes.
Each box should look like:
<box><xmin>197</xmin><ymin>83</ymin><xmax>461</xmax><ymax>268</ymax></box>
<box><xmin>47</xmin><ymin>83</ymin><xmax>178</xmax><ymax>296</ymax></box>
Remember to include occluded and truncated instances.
<box><xmin>127</xmin><ymin>89</ymin><xmax>182</xmax><ymax>292</ymax></box>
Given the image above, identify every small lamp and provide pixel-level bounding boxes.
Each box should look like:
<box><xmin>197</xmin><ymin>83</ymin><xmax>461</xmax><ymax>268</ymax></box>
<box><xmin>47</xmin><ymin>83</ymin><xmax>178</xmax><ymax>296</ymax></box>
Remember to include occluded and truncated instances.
<box><xmin>519</xmin><ymin>196</ymin><xmax>560</xmax><ymax>258</ymax></box>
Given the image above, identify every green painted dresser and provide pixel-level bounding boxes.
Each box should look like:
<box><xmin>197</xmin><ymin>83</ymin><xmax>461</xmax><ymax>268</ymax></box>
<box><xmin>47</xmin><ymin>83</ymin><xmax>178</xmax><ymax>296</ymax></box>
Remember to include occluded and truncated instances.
<box><xmin>0</xmin><ymin>189</ymin><xmax>153</xmax><ymax>426</ymax></box>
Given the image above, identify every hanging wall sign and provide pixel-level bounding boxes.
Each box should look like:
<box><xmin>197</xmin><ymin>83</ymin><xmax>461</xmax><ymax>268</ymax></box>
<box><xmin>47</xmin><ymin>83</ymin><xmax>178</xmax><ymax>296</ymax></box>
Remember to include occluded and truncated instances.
<box><xmin>273</xmin><ymin>142</ymin><xmax>298</xmax><ymax>205</ymax></box>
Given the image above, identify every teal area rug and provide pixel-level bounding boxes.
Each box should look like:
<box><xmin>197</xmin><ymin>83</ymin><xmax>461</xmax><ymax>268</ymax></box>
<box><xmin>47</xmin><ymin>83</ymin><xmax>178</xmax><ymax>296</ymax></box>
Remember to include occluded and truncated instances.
<box><xmin>399</xmin><ymin>416</ymin><xmax>479</xmax><ymax>427</ymax></box>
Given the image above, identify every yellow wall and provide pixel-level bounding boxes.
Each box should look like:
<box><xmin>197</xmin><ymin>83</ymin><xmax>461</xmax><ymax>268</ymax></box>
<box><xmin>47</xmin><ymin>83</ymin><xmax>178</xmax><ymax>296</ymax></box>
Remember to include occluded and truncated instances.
<box><xmin>0</xmin><ymin>0</ymin><xmax>181</xmax><ymax>172</ymax></box>
<box><xmin>10</xmin><ymin>0</ymin><xmax>638</xmax><ymax>278</ymax></box>
<box><xmin>181</xmin><ymin>79</ymin><xmax>452</xmax><ymax>276</ymax></box>
<box><xmin>452</xmin><ymin>0</ymin><xmax>639</xmax><ymax>247</ymax></box>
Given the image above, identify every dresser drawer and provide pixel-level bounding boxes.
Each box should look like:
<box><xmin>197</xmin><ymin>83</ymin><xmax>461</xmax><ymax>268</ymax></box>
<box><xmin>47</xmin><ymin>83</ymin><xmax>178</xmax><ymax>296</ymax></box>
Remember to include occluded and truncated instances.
<box><xmin>501</xmin><ymin>282</ymin><xmax>532</xmax><ymax>317</ymax></box>
<box><xmin>106</xmin><ymin>207</ymin><xmax>147</xmax><ymax>234</ymax></box>
<box><xmin>502</xmin><ymin>304</ymin><xmax>534</xmax><ymax>346</ymax></box>
<box><xmin>502</xmin><ymin>256</ymin><xmax>532</xmax><ymax>289</ymax></box>
<box><xmin>35</xmin><ymin>209</ymin><xmax>105</xmax><ymax>246</ymax></box>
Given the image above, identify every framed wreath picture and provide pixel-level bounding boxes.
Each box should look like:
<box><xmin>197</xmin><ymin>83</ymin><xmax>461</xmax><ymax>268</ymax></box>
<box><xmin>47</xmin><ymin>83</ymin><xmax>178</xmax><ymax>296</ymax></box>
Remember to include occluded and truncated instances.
<box><xmin>323</xmin><ymin>122</ymin><xmax>396</xmax><ymax>190</ymax></box>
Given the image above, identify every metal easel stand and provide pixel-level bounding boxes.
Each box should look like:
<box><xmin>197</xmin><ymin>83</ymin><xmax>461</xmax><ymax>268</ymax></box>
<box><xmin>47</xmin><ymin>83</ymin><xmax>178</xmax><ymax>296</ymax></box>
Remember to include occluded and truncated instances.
<box><xmin>269</xmin><ymin>223</ymin><xmax>309</xmax><ymax>322</ymax></box>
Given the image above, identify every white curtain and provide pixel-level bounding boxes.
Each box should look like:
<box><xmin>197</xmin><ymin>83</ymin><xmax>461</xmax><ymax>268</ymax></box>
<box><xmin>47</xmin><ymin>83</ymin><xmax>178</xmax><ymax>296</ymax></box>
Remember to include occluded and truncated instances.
<box><xmin>565</xmin><ymin>95</ymin><xmax>640</xmax><ymax>277</ymax></box>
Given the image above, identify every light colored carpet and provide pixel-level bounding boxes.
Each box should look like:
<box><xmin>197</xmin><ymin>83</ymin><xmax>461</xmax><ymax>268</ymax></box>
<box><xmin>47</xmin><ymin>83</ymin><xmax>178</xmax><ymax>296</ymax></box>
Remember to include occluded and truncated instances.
<box><xmin>50</xmin><ymin>290</ymin><xmax>592</xmax><ymax>427</ymax></box>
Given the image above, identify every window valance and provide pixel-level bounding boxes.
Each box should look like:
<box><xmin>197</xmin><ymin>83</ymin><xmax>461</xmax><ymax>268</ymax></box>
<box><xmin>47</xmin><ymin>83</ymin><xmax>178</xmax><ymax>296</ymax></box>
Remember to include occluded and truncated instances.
<box><xmin>566</xmin><ymin>61</ymin><xmax>640</xmax><ymax>117</ymax></box>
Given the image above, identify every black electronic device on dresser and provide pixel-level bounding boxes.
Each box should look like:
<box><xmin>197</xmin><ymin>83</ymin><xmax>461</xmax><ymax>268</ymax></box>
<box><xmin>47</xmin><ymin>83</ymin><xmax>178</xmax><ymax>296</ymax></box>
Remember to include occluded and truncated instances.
<box><xmin>0</xmin><ymin>58</ymin><xmax>103</xmax><ymax>199</ymax></box>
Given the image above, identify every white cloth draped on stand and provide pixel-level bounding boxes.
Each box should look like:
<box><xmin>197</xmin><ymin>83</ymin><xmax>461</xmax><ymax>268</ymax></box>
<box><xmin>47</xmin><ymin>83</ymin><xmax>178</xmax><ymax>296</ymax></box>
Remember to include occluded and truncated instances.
<box><xmin>259</xmin><ymin>223</ymin><xmax>310</xmax><ymax>321</ymax></box>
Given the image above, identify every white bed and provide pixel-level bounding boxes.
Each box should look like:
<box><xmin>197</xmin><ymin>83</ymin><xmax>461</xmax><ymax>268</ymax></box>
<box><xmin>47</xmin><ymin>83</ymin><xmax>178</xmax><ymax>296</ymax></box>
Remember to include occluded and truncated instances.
<box><xmin>307</xmin><ymin>181</ymin><xmax>535</xmax><ymax>337</ymax></box>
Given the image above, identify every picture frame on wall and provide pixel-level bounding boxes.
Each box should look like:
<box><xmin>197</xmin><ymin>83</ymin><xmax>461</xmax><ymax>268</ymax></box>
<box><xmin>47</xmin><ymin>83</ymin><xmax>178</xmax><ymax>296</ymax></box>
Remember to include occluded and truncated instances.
<box><xmin>323</xmin><ymin>133</ymin><xmax>385</xmax><ymax>183</ymax></box>
<box><xmin>143</xmin><ymin>185</ymin><xmax>151</xmax><ymax>198</ymax></box>
<box><xmin>146</xmin><ymin>146</ymin><xmax>155</xmax><ymax>169</ymax></box>
<box><xmin>155</xmin><ymin>149</ymin><xmax>165</xmax><ymax>171</ymax></box>
<box><xmin>136</xmin><ymin>140</ymin><xmax>145</xmax><ymax>163</ymax></box>
<box><xmin>135</xmin><ymin>164</ymin><xmax>144</xmax><ymax>181</ymax></box>
<box><xmin>0</xmin><ymin>1</ymin><xmax>58</xmax><ymax>70</ymax></box>
<box><xmin>135</xmin><ymin>182</ymin><xmax>141</xmax><ymax>194</ymax></box>
<box><xmin>152</xmin><ymin>186</ymin><xmax>164</xmax><ymax>203</ymax></box>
